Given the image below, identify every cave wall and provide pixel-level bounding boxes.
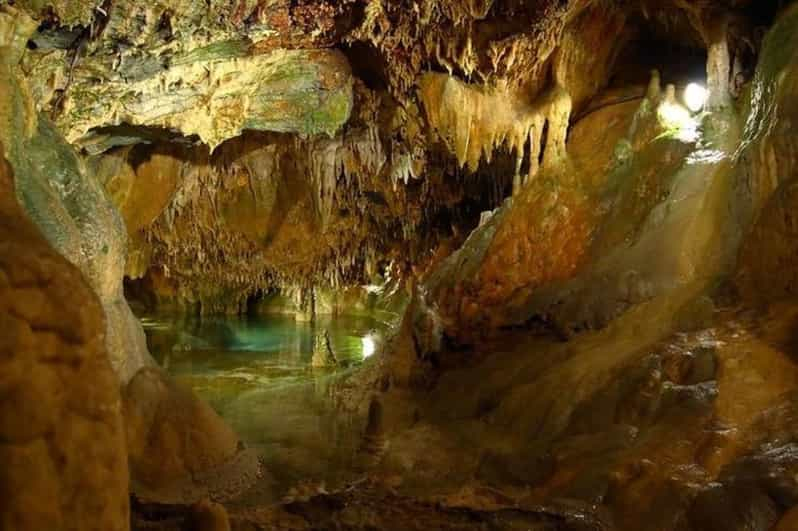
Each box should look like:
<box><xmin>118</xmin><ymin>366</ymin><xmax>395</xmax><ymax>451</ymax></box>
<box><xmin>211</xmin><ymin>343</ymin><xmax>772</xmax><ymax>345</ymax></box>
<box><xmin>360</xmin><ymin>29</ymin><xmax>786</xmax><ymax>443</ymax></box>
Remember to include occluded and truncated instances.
<box><xmin>5</xmin><ymin>0</ymin><xmax>787</xmax><ymax>370</ymax></box>
<box><xmin>422</xmin><ymin>70</ymin><xmax>738</xmax><ymax>345</ymax></box>
<box><xmin>0</xmin><ymin>6</ymin><xmax>153</xmax><ymax>384</ymax></box>
<box><xmin>87</xmin><ymin>85</ymin><xmax>506</xmax><ymax>314</ymax></box>
<box><xmin>735</xmin><ymin>5</ymin><xmax>798</xmax><ymax>304</ymax></box>
<box><xmin>384</xmin><ymin>1</ymin><xmax>792</xmax><ymax>370</ymax></box>
<box><xmin>0</xmin><ymin>143</ymin><xmax>129</xmax><ymax>530</ymax></box>
<box><xmin>320</xmin><ymin>9</ymin><xmax>798</xmax><ymax>531</ymax></box>
<box><xmin>1</xmin><ymin>4</ymin><xmax>260</xmax><ymax>504</ymax></box>
<box><xmin>4</xmin><ymin>0</ymin><xmax>798</xmax><ymax>529</ymax></box>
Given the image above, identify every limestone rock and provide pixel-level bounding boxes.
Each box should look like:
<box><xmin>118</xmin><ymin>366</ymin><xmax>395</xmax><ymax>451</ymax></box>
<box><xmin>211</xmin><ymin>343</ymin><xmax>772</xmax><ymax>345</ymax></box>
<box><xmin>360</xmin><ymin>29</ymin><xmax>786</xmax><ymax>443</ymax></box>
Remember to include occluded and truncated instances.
<box><xmin>189</xmin><ymin>499</ymin><xmax>231</xmax><ymax>531</ymax></box>
<box><xmin>0</xmin><ymin>4</ymin><xmax>155</xmax><ymax>384</ymax></box>
<box><xmin>61</xmin><ymin>47</ymin><xmax>353</xmax><ymax>152</ymax></box>
<box><xmin>735</xmin><ymin>6</ymin><xmax>798</xmax><ymax>305</ymax></box>
<box><xmin>311</xmin><ymin>329</ymin><xmax>339</xmax><ymax>368</ymax></box>
<box><xmin>3</xmin><ymin>8</ymin><xmax>258</xmax><ymax>506</ymax></box>
<box><xmin>775</xmin><ymin>505</ymin><xmax>798</xmax><ymax>531</ymax></box>
<box><xmin>418</xmin><ymin>72</ymin><xmax>571</xmax><ymax>178</ymax></box>
<box><xmin>0</xmin><ymin>145</ymin><xmax>129</xmax><ymax>531</ymax></box>
<box><xmin>737</xmin><ymin>179</ymin><xmax>798</xmax><ymax>304</ymax></box>
<box><xmin>422</xmin><ymin>66</ymin><xmax>743</xmax><ymax>344</ymax></box>
<box><xmin>124</xmin><ymin>367</ymin><xmax>260</xmax><ymax>504</ymax></box>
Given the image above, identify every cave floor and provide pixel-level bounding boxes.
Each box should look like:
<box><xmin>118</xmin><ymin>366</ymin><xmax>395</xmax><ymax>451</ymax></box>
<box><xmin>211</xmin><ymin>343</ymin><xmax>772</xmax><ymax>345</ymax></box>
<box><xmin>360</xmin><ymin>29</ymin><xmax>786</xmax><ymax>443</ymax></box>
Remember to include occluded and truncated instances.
<box><xmin>137</xmin><ymin>312</ymin><xmax>390</xmax><ymax>503</ymax></box>
<box><xmin>132</xmin><ymin>302</ymin><xmax>798</xmax><ymax>530</ymax></box>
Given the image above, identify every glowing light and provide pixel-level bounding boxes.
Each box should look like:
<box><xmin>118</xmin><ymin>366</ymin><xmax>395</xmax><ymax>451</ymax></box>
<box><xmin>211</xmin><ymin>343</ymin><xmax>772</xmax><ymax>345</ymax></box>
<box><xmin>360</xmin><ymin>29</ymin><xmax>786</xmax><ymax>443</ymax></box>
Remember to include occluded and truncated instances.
<box><xmin>361</xmin><ymin>335</ymin><xmax>376</xmax><ymax>358</ymax></box>
<box><xmin>657</xmin><ymin>101</ymin><xmax>699</xmax><ymax>143</ymax></box>
<box><xmin>684</xmin><ymin>83</ymin><xmax>708</xmax><ymax>113</ymax></box>
<box><xmin>658</xmin><ymin>101</ymin><xmax>691</xmax><ymax>126</ymax></box>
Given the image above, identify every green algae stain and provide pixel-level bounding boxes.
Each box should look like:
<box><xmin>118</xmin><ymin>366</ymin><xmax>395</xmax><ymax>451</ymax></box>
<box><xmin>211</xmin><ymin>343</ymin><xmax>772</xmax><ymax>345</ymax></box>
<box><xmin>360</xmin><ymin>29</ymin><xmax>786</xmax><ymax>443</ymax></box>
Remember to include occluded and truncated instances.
<box><xmin>173</xmin><ymin>39</ymin><xmax>252</xmax><ymax>67</ymax></box>
<box><xmin>305</xmin><ymin>88</ymin><xmax>353</xmax><ymax>137</ymax></box>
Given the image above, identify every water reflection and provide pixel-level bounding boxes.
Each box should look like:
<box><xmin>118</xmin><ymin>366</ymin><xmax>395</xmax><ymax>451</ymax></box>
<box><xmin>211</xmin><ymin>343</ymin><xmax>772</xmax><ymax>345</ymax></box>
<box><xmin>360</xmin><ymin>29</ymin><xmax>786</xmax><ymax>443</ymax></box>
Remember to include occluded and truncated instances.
<box><xmin>142</xmin><ymin>314</ymin><xmax>379</xmax><ymax>358</ymax></box>
<box><xmin>361</xmin><ymin>334</ymin><xmax>376</xmax><ymax>358</ymax></box>
<box><xmin>139</xmin><ymin>313</ymin><xmax>388</xmax><ymax>500</ymax></box>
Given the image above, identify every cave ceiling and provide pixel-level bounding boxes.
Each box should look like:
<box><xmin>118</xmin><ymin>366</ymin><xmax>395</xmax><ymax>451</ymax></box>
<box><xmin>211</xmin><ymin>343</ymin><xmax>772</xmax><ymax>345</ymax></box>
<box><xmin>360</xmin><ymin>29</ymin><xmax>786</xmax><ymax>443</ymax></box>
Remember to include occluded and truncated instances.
<box><xmin>7</xmin><ymin>0</ymin><xmax>782</xmax><ymax>311</ymax></box>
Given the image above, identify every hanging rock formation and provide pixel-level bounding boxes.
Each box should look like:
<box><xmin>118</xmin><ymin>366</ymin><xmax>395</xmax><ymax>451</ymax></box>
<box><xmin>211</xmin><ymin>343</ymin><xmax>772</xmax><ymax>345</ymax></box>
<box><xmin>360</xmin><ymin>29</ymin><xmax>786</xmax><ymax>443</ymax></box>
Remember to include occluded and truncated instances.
<box><xmin>60</xmin><ymin>47</ymin><xmax>353</xmax><ymax>152</ymax></box>
<box><xmin>419</xmin><ymin>72</ymin><xmax>572</xmax><ymax>193</ymax></box>
<box><xmin>7</xmin><ymin>0</ymin><xmax>769</xmax><ymax>316</ymax></box>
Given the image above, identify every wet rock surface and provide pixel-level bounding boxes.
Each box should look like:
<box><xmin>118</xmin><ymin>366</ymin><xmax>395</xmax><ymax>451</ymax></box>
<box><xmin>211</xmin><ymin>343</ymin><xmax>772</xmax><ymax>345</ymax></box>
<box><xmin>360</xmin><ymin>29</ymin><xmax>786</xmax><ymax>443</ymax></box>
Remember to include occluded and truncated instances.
<box><xmin>124</xmin><ymin>367</ymin><xmax>262</xmax><ymax>504</ymax></box>
<box><xmin>128</xmin><ymin>304</ymin><xmax>798</xmax><ymax>531</ymax></box>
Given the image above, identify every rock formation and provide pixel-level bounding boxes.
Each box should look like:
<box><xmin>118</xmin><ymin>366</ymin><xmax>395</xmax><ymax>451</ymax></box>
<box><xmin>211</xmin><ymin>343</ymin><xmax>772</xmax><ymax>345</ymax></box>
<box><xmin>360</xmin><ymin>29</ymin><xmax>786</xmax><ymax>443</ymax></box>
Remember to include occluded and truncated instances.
<box><xmin>1</xmin><ymin>4</ymin><xmax>152</xmax><ymax>384</ymax></box>
<box><xmin>0</xmin><ymin>145</ymin><xmax>129</xmax><ymax>531</ymax></box>
<box><xmin>4</xmin><ymin>0</ymin><xmax>798</xmax><ymax>530</ymax></box>
<box><xmin>1</xmin><ymin>3</ymin><xmax>258</xmax><ymax>507</ymax></box>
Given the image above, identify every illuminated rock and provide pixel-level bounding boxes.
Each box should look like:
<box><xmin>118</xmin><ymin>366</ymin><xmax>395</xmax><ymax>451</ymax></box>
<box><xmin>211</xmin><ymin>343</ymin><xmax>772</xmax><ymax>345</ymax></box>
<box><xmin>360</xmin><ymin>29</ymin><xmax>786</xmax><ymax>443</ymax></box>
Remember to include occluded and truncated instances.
<box><xmin>1</xmin><ymin>5</ymin><xmax>259</xmax><ymax>504</ymax></box>
<box><xmin>61</xmin><ymin>48</ymin><xmax>353</xmax><ymax>152</ymax></box>
<box><xmin>418</xmin><ymin>73</ymin><xmax>572</xmax><ymax>189</ymax></box>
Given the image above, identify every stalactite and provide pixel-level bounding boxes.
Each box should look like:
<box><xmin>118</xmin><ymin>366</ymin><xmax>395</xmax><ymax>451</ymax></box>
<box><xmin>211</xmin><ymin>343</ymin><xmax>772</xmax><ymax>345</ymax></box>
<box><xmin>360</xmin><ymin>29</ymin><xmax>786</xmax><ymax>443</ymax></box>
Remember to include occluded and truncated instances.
<box><xmin>390</xmin><ymin>152</ymin><xmax>417</xmax><ymax>188</ymax></box>
<box><xmin>419</xmin><ymin>72</ymin><xmax>572</xmax><ymax>194</ymax></box>
<box><xmin>93</xmin><ymin>57</ymin><xmax>562</xmax><ymax>313</ymax></box>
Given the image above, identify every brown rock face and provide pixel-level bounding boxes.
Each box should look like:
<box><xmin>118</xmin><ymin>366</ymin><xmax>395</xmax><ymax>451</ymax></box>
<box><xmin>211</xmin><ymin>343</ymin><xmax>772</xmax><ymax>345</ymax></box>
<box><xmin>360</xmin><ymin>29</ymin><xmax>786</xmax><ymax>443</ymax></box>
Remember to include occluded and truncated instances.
<box><xmin>735</xmin><ymin>6</ymin><xmax>798</xmax><ymax>305</ymax></box>
<box><xmin>738</xmin><ymin>180</ymin><xmax>798</xmax><ymax>303</ymax></box>
<box><xmin>123</xmin><ymin>367</ymin><xmax>260</xmax><ymax>504</ymax></box>
<box><xmin>775</xmin><ymin>506</ymin><xmax>798</xmax><ymax>531</ymax></box>
<box><xmin>0</xmin><ymin>148</ymin><xmax>129</xmax><ymax>531</ymax></box>
<box><xmin>189</xmin><ymin>499</ymin><xmax>231</xmax><ymax>531</ymax></box>
<box><xmin>125</xmin><ymin>368</ymin><xmax>236</xmax><ymax>487</ymax></box>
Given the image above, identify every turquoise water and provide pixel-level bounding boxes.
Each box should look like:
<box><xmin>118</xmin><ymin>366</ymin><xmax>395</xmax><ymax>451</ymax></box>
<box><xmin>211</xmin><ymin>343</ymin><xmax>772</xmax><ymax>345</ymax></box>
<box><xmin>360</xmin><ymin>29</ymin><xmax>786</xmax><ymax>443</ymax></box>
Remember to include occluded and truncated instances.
<box><xmin>141</xmin><ymin>313</ymin><xmax>382</xmax><ymax>373</ymax></box>
<box><xmin>139</xmin><ymin>313</ymin><xmax>388</xmax><ymax>499</ymax></box>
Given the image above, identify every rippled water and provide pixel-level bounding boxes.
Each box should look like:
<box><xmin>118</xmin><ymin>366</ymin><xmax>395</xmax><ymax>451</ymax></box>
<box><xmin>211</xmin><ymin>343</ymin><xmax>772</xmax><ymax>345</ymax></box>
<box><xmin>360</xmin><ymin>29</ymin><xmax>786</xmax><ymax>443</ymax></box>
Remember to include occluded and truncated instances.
<box><xmin>139</xmin><ymin>313</ymin><xmax>389</xmax><ymax>499</ymax></box>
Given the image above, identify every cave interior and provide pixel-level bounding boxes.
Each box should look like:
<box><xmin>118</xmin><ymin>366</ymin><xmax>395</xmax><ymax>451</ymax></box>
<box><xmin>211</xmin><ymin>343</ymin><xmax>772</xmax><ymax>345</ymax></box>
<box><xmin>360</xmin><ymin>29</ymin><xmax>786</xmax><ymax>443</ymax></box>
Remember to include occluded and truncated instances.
<box><xmin>3</xmin><ymin>0</ymin><xmax>798</xmax><ymax>530</ymax></box>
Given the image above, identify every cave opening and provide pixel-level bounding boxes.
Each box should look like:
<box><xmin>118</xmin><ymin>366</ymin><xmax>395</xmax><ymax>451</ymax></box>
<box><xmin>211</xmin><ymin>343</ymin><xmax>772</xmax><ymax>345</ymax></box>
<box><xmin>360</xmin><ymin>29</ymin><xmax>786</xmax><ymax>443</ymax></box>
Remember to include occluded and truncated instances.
<box><xmin>609</xmin><ymin>31</ymin><xmax>708</xmax><ymax>90</ymax></box>
<box><xmin>339</xmin><ymin>40</ymin><xmax>389</xmax><ymax>91</ymax></box>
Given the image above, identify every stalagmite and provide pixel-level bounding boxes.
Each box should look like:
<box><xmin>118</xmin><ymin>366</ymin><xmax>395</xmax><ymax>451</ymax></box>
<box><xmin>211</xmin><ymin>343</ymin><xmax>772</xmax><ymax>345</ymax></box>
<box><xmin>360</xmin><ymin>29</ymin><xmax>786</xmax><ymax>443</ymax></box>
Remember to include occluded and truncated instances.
<box><xmin>647</xmin><ymin>69</ymin><xmax>662</xmax><ymax>100</ymax></box>
<box><xmin>706</xmin><ymin>17</ymin><xmax>732</xmax><ymax>110</ymax></box>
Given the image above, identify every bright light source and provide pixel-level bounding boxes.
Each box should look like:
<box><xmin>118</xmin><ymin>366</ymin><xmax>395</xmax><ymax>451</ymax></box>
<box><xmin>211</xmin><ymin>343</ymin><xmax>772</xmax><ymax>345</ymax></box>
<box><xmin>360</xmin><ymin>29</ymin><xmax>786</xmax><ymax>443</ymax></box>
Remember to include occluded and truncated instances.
<box><xmin>657</xmin><ymin>100</ymin><xmax>699</xmax><ymax>142</ymax></box>
<box><xmin>364</xmin><ymin>284</ymin><xmax>383</xmax><ymax>295</ymax></box>
<box><xmin>361</xmin><ymin>335</ymin><xmax>376</xmax><ymax>358</ymax></box>
<box><xmin>684</xmin><ymin>83</ymin><xmax>708</xmax><ymax>113</ymax></box>
<box><xmin>658</xmin><ymin>102</ymin><xmax>691</xmax><ymax>127</ymax></box>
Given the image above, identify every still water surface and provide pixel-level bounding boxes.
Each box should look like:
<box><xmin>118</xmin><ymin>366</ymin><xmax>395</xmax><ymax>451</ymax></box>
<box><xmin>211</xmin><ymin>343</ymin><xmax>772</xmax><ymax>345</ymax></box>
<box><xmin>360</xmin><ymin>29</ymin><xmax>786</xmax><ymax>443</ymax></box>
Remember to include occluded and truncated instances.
<box><xmin>140</xmin><ymin>313</ymin><xmax>388</xmax><ymax>499</ymax></box>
